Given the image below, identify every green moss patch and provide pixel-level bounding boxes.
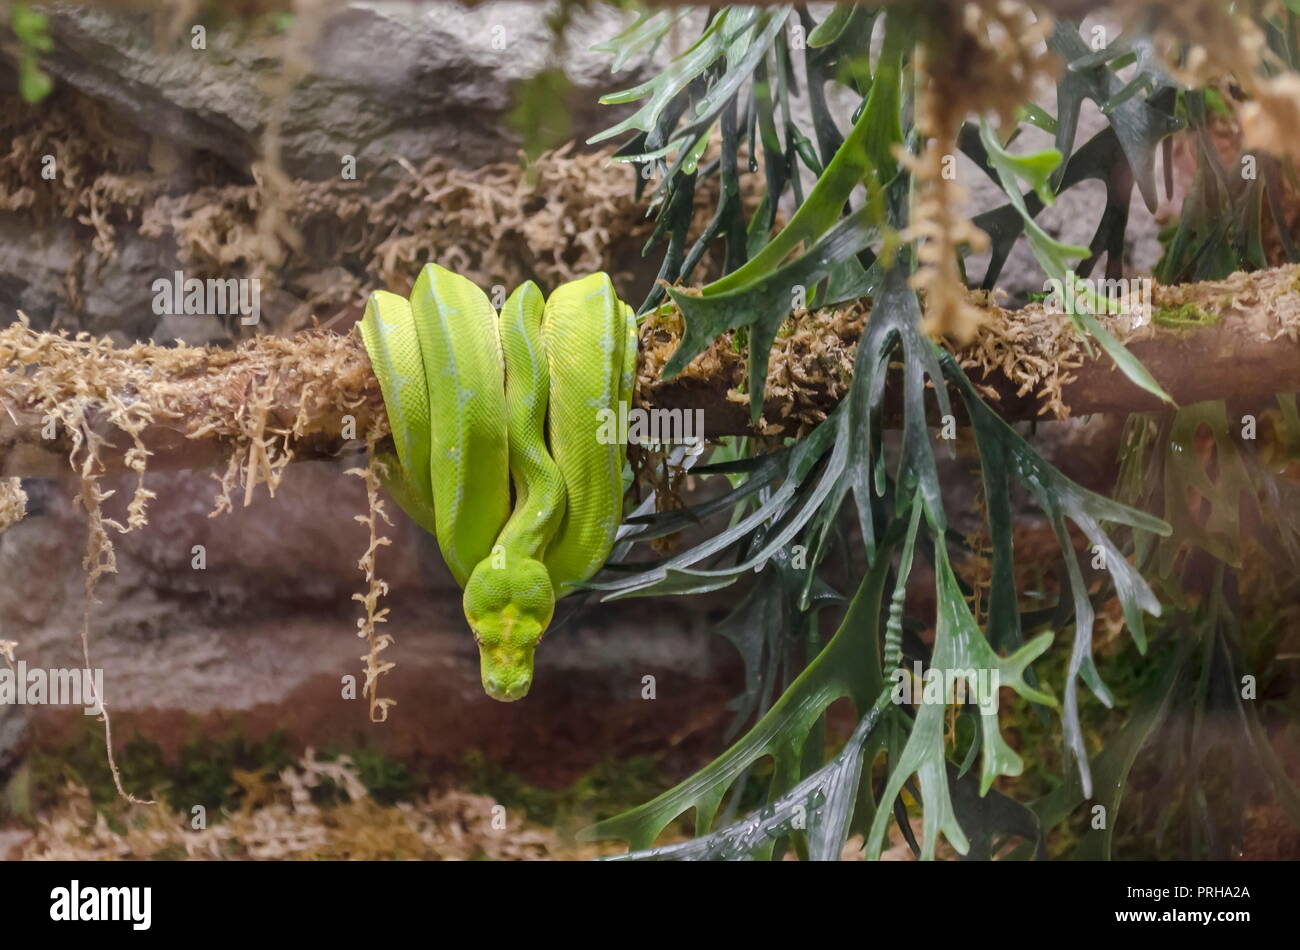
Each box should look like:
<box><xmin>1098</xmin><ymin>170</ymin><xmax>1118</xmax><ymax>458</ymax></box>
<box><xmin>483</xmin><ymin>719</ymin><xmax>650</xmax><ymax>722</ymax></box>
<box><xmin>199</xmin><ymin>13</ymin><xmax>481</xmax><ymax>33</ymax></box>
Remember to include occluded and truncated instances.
<box><xmin>1153</xmin><ymin>301</ymin><xmax>1221</xmax><ymax>330</ymax></box>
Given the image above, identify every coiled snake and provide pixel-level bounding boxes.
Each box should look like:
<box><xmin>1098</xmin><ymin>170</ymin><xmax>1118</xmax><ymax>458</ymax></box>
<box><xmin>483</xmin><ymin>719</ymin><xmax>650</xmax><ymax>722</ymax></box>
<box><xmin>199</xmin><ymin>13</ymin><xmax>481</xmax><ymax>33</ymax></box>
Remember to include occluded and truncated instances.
<box><xmin>359</xmin><ymin>264</ymin><xmax>636</xmax><ymax>701</ymax></box>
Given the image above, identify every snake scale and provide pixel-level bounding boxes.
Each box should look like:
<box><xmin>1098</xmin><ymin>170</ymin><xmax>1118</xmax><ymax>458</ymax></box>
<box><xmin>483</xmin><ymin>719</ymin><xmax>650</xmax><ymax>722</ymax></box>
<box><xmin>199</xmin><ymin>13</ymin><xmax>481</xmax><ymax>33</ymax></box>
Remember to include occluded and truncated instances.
<box><xmin>358</xmin><ymin>264</ymin><xmax>637</xmax><ymax>701</ymax></box>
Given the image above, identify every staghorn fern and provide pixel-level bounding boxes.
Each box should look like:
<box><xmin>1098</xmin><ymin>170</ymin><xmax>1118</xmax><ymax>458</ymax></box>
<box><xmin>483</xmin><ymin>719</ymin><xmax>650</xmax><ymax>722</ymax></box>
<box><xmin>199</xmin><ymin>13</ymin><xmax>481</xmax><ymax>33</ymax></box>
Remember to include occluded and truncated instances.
<box><xmin>580</xmin><ymin>1</ymin><xmax>1300</xmax><ymax>860</ymax></box>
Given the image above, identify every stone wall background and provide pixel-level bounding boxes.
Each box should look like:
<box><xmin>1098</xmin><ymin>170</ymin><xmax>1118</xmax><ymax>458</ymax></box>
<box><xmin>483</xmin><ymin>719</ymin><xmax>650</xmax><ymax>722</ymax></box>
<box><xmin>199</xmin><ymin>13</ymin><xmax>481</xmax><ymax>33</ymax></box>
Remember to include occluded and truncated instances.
<box><xmin>0</xmin><ymin>2</ymin><xmax>1142</xmax><ymax>790</ymax></box>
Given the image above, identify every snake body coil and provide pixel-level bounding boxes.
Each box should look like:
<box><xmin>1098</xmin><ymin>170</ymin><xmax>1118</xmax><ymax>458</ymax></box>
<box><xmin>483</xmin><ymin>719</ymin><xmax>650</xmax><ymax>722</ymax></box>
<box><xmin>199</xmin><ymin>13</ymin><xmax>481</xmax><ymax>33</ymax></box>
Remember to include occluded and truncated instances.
<box><xmin>359</xmin><ymin>264</ymin><xmax>636</xmax><ymax>701</ymax></box>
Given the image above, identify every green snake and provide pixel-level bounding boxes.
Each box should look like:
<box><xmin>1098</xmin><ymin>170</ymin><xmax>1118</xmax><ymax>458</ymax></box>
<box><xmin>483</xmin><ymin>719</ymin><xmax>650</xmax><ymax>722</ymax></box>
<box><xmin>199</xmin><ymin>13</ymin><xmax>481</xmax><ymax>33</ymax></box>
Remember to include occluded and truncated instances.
<box><xmin>358</xmin><ymin>264</ymin><xmax>636</xmax><ymax>702</ymax></box>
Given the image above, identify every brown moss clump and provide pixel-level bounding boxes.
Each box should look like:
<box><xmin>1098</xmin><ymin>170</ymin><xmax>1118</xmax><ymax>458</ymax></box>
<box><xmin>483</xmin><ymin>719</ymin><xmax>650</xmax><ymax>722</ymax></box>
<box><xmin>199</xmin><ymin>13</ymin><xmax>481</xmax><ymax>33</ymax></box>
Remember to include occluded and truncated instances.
<box><xmin>963</xmin><ymin>263</ymin><xmax>1300</xmax><ymax>415</ymax></box>
<box><xmin>0</xmin><ymin>317</ymin><xmax>382</xmax><ymax>483</ymax></box>
<box><xmin>371</xmin><ymin>145</ymin><xmax>656</xmax><ymax>295</ymax></box>
<box><xmin>956</xmin><ymin>288</ymin><xmax>1092</xmax><ymax>417</ymax></box>
<box><xmin>0</xmin><ymin>90</ymin><xmax>160</xmax><ymax>250</ymax></box>
<box><xmin>0</xmin><ymin>477</ymin><xmax>26</xmax><ymax>531</ymax></box>
<box><xmin>635</xmin><ymin>300</ymin><xmax>866</xmax><ymax>441</ymax></box>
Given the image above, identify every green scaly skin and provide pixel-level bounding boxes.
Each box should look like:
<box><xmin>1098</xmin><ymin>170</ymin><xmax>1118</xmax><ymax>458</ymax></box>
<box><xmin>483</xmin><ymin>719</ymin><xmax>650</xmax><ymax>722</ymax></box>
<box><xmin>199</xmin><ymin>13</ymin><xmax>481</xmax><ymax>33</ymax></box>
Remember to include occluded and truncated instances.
<box><xmin>359</xmin><ymin>264</ymin><xmax>636</xmax><ymax>702</ymax></box>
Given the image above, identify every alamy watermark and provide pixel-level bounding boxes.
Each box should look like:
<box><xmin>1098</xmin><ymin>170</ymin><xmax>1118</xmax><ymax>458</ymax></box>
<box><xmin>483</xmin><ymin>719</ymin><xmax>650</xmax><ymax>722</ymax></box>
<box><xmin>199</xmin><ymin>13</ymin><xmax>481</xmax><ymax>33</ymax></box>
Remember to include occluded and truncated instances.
<box><xmin>50</xmin><ymin>880</ymin><xmax>151</xmax><ymax>930</ymax></box>
<box><xmin>0</xmin><ymin>662</ymin><xmax>104</xmax><ymax>715</ymax></box>
<box><xmin>152</xmin><ymin>271</ymin><xmax>260</xmax><ymax>325</ymax></box>
<box><xmin>890</xmin><ymin>662</ymin><xmax>1001</xmax><ymax>713</ymax></box>
<box><xmin>596</xmin><ymin>400</ymin><xmax>705</xmax><ymax>454</ymax></box>
<box><xmin>1042</xmin><ymin>271</ymin><xmax>1152</xmax><ymax>330</ymax></box>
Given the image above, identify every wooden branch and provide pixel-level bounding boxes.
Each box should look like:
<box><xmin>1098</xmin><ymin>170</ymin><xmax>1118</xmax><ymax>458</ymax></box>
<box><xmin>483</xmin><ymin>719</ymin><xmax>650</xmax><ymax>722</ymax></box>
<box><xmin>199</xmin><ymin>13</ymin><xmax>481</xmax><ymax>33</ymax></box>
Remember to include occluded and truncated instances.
<box><xmin>644</xmin><ymin>265</ymin><xmax>1300</xmax><ymax>437</ymax></box>
<box><xmin>1</xmin><ymin>266</ymin><xmax>1297</xmax><ymax>480</ymax></box>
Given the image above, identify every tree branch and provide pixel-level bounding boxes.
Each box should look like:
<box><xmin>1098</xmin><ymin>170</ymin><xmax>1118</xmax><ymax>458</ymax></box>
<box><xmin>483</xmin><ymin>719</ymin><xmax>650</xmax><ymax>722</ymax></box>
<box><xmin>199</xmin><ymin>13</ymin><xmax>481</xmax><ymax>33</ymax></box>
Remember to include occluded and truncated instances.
<box><xmin>1</xmin><ymin>266</ymin><xmax>1297</xmax><ymax>480</ymax></box>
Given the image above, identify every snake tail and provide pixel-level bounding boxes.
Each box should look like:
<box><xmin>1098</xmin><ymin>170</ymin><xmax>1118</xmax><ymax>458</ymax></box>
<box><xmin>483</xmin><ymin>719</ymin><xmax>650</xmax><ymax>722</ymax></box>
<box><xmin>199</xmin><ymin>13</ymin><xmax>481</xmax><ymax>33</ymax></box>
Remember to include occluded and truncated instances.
<box><xmin>356</xmin><ymin>290</ymin><xmax>439</xmax><ymax>537</ymax></box>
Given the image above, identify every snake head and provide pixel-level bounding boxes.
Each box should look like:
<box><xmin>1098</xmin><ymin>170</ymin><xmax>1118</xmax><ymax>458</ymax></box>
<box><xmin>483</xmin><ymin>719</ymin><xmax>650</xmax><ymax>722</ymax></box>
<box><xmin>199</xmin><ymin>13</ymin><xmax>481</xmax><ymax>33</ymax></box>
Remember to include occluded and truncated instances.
<box><xmin>463</xmin><ymin>557</ymin><xmax>555</xmax><ymax>702</ymax></box>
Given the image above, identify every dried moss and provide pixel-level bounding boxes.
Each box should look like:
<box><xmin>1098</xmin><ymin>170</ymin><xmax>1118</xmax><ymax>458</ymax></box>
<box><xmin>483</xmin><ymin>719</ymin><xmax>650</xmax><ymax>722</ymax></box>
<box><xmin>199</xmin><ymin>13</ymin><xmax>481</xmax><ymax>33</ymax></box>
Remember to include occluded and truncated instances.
<box><xmin>0</xmin><ymin>477</ymin><xmax>26</xmax><ymax>531</ymax></box>
<box><xmin>18</xmin><ymin>749</ymin><xmax>568</xmax><ymax>861</ymax></box>
<box><xmin>12</xmin><ymin>725</ymin><xmax>674</xmax><ymax>859</ymax></box>
<box><xmin>636</xmin><ymin>301</ymin><xmax>865</xmax><ymax>439</ymax></box>
<box><xmin>0</xmin><ymin>90</ymin><xmax>673</xmax><ymax>336</ymax></box>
